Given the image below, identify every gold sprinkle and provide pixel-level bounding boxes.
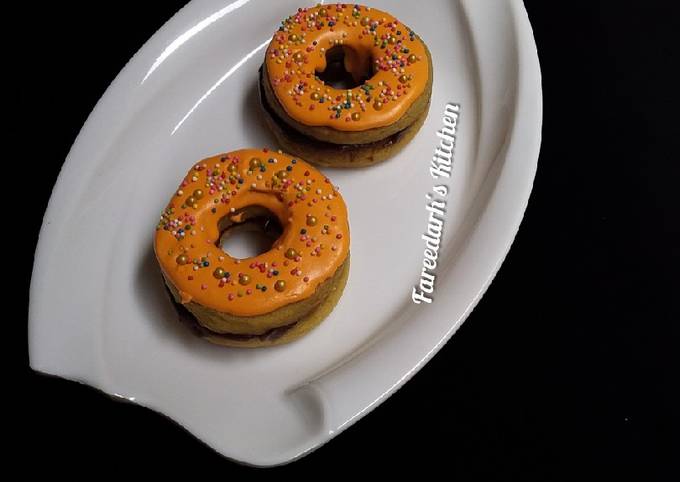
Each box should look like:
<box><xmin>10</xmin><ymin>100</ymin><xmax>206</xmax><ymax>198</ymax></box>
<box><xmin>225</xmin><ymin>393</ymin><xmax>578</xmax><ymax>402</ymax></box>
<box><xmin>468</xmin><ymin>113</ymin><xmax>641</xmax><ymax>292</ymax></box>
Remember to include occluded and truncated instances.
<box><xmin>176</xmin><ymin>254</ymin><xmax>189</xmax><ymax>265</ymax></box>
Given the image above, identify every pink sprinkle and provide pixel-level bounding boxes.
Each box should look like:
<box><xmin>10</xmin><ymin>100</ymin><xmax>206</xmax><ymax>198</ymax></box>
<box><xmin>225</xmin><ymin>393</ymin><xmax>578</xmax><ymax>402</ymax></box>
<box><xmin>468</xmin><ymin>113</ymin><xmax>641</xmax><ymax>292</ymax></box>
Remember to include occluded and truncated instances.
<box><xmin>331</xmin><ymin>216</ymin><xmax>337</xmax><ymax>221</ymax></box>
<box><xmin>228</xmin><ymin>293</ymin><xmax>235</xmax><ymax>300</ymax></box>
<box><xmin>246</xmin><ymin>289</ymin><xmax>252</xmax><ymax>295</ymax></box>
<box><xmin>272</xmin><ymin>262</ymin><xmax>277</xmax><ymax>267</ymax></box>
<box><xmin>201</xmin><ymin>284</ymin><xmax>208</xmax><ymax>290</ymax></box>
<box><xmin>336</xmin><ymin>234</ymin><xmax>343</xmax><ymax>239</ymax></box>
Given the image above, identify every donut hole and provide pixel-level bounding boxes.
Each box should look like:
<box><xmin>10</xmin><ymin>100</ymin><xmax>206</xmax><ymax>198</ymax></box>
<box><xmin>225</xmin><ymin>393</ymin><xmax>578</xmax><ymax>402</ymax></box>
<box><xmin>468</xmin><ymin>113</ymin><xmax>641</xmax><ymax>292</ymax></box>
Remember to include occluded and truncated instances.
<box><xmin>316</xmin><ymin>46</ymin><xmax>373</xmax><ymax>89</ymax></box>
<box><xmin>217</xmin><ymin>206</ymin><xmax>283</xmax><ymax>259</ymax></box>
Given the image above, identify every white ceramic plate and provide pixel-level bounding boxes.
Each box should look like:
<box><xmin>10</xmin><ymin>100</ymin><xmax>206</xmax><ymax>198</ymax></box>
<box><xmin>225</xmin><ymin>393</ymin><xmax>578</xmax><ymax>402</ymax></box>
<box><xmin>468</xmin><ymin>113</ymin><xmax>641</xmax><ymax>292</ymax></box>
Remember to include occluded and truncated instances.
<box><xmin>29</xmin><ymin>0</ymin><xmax>541</xmax><ymax>466</ymax></box>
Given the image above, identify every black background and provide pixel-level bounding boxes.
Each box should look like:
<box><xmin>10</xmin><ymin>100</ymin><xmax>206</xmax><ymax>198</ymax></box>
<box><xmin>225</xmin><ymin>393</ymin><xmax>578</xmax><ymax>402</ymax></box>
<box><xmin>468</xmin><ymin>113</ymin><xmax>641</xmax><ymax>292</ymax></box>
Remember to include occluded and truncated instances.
<box><xmin>19</xmin><ymin>1</ymin><xmax>677</xmax><ymax>478</ymax></box>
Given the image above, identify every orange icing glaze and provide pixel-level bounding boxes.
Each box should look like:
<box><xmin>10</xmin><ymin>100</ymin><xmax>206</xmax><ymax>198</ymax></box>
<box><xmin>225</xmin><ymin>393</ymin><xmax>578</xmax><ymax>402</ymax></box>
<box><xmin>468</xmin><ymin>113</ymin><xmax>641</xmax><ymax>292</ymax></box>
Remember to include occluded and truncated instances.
<box><xmin>265</xmin><ymin>4</ymin><xmax>429</xmax><ymax>131</ymax></box>
<box><xmin>154</xmin><ymin>149</ymin><xmax>350</xmax><ymax>317</ymax></box>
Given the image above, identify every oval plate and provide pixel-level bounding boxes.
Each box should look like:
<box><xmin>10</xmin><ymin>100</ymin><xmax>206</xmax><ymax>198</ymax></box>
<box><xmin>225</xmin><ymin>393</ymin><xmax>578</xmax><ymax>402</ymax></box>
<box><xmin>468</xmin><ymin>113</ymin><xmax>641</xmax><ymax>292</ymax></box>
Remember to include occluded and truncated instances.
<box><xmin>29</xmin><ymin>0</ymin><xmax>541</xmax><ymax>466</ymax></box>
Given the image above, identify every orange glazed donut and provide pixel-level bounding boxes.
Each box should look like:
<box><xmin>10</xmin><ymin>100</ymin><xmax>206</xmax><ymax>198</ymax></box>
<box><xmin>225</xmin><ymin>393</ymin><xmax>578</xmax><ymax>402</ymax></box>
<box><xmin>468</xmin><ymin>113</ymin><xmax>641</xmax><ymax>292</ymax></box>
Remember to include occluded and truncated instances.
<box><xmin>260</xmin><ymin>3</ymin><xmax>432</xmax><ymax>167</ymax></box>
<box><xmin>154</xmin><ymin>148</ymin><xmax>350</xmax><ymax>347</ymax></box>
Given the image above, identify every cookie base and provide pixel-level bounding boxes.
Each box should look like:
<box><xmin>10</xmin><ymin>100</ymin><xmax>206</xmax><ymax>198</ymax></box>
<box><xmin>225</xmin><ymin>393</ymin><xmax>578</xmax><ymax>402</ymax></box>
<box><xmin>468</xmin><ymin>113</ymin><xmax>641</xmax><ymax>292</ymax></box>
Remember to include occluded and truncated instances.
<box><xmin>167</xmin><ymin>258</ymin><xmax>350</xmax><ymax>348</ymax></box>
<box><xmin>260</xmin><ymin>74</ymin><xmax>430</xmax><ymax>167</ymax></box>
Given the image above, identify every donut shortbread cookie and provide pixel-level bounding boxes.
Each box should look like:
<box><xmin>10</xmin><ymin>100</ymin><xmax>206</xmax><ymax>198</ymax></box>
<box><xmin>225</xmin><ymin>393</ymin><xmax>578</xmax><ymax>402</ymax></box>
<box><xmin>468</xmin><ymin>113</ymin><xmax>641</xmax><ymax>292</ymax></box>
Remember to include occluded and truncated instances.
<box><xmin>260</xmin><ymin>4</ymin><xmax>432</xmax><ymax>167</ymax></box>
<box><xmin>154</xmin><ymin>148</ymin><xmax>350</xmax><ymax>347</ymax></box>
